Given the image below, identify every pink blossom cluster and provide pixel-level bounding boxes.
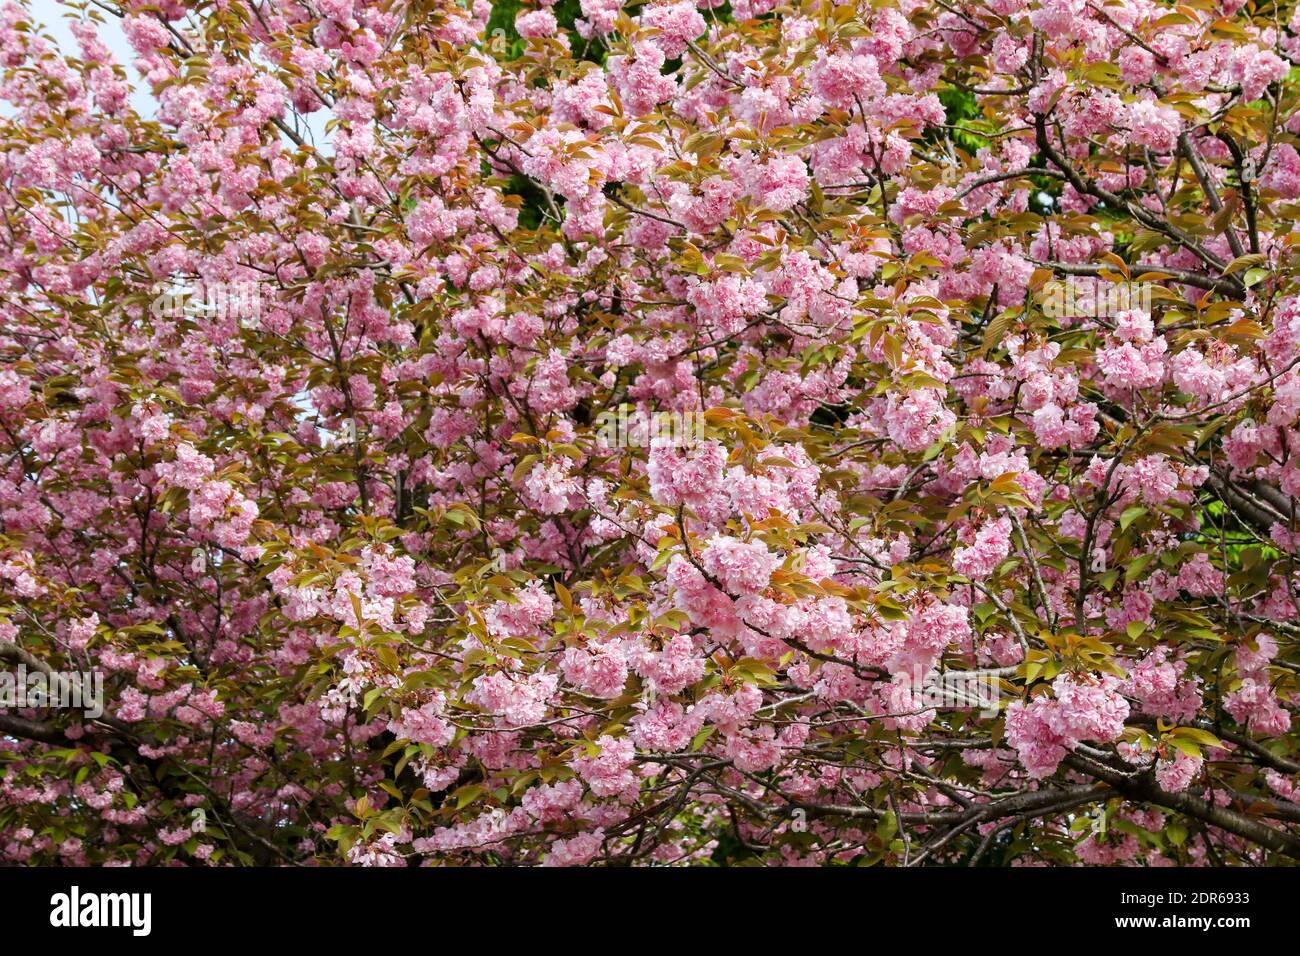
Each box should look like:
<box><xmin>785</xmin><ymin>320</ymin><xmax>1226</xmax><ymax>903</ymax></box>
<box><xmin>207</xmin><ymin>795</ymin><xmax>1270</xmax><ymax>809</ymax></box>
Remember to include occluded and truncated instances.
<box><xmin>1006</xmin><ymin>675</ymin><xmax>1130</xmax><ymax>778</ymax></box>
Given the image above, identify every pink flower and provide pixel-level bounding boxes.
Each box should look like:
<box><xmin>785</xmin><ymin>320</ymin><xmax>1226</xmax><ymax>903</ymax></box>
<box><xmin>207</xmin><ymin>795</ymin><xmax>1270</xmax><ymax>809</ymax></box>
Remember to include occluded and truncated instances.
<box><xmin>886</xmin><ymin>602</ymin><xmax>969</xmax><ymax>676</ymax></box>
<box><xmin>640</xmin><ymin>2</ymin><xmax>706</xmax><ymax>58</ymax></box>
<box><xmin>648</xmin><ymin>439</ymin><xmax>727</xmax><ymax>511</ymax></box>
<box><xmin>524</xmin><ymin>460</ymin><xmax>579</xmax><ymax>514</ymax></box>
<box><xmin>390</xmin><ymin>698</ymin><xmax>456</xmax><ymax>747</ymax></box>
<box><xmin>561</xmin><ymin>642</ymin><xmax>629</xmax><ymax>698</ymax></box>
<box><xmin>810</xmin><ymin>51</ymin><xmax>885</xmax><ymax>109</ymax></box>
<box><xmin>577</xmin><ymin>0</ymin><xmax>621</xmax><ymax>36</ymax></box>
<box><xmin>469</xmin><ymin>671</ymin><xmax>559</xmax><ymax>727</ymax></box>
<box><xmin>1175</xmin><ymin>552</ymin><xmax>1222</xmax><ymax>596</ymax></box>
<box><xmin>745</xmin><ymin>154</ymin><xmax>810</xmax><ymax>213</ymax></box>
<box><xmin>1155</xmin><ymin>751</ymin><xmax>1202</xmax><ymax>792</ymax></box>
<box><xmin>1005</xmin><ymin>701</ymin><xmax>1071</xmax><ymax>779</ymax></box>
<box><xmin>1006</xmin><ymin>674</ymin><xmax>1129</xmax><ymax>778</ymax></box>
<box><xmin>522</xmin><ymin>780</ymin><xmax>584</xmax><ymax>821</ymax></box>
<box><xmin>725</xmin><ymin>726</ymin><xmax>783</xmax><ymax>771</ymax></box>
<box><xmin>701</xmin><ymin>535</ymin><xmax>781</xmax><ymax>595</ymax></box>
<box><xmin>630</xmin><ymin>630</ymin><xmax>707</xmax><ymax>694</ymax></box>
<box><xmin>1112</xmin><ymin>308</ymin><xmax>1153</xmax><ymax>343</ymax></box>
<box><xmin>630</xmin><ymin>700</ymin><xmax>703</xmax><ymax>750</ymax></box>
<box><xmin>1031</xmin><ymin>402</ymin><xmax>1099</xmax><ymax>450</ymax></box>
<box><xmin>1224</xmin><ymin>636</ymin><xmax>1291</xmax><ymax>737</ymax></box>
<box><xmin>516</xmin><ymin>9</ymin><xmax>558</xmax><ymax>38</ymax></box>
<box><xmin>543</xmin><ymin>830</ymin><xmax>604</xmax><ymax>866</ymax></box>
<box><xmin>1261</xmin><ymin>143</ymin><xmax>1300</xmax><ymax>199</ymax></box>
<box><xmin>485</xmin><ymin>582</ymin><xmax>555</xmax><ymax>638</ymax></box>
<box><xmin>156</xmin><ymin>442</ymin><xmax>214</xmax><ymax>491</ymax></box>
<box><xmin>884</xmin><ymin>388</ymin><xmax>956</xmax><ymax>452</ymax></box>
<box><xmin>1046</xmin><ymin>673</ymin><xmax>1129</xmax><ymax>743</ymax></box>
<box><xmin>608</xmin><ymin>42</ymin><xmax>676</xmax><ymax>116</ymax></box>
<box><xmin>1126</xmin><ymin>100</ymin><xmax>1180</xmax><ymax>153</ymax></box>
<box><xmin>952</xmin><ymin>517</ymin><xmax>1011</xmax><ymax>579</ymax></box>
<box><xmin>1119</xmin><ymin>47</ymin><xmax>1155</xmax><ymax>85</ymax></box>
<box><xmin>1122</xmin><ymin>648</ymin><xmax>1200</xmax><ymax>723</ymax></box>
<box><xmin>406</xmin><ymin>196</ymin><xmax>459</xmax><ymax>245</ymax></box>
<box><xmin>1096</xmin><ymin>337</ymin><xmax>1166</xmax><ymax>390</ymax></box>
<box><xmin>1226</xmin><ymin>46</ymin><xmax>1287</xmax><ymax>101</ymax></box>
<box><xmin>572</xmin><ymin>735</ymin><xmax>638</xmax><ymax>799</ymax></box>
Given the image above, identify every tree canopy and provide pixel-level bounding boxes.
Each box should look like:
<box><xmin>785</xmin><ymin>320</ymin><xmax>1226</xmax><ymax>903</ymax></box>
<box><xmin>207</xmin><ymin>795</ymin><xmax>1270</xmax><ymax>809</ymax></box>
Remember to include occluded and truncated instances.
<box><xmin>2</xmin><ymin>0</ymin><xmax>1300</xmax><ymax>866</ymax></box>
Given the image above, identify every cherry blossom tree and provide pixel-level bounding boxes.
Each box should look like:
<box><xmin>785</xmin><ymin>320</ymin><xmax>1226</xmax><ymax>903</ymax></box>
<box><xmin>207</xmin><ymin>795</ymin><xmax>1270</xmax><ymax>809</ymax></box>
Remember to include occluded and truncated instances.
<box><xmin>2</xmin><ymin>0</ymin><xmax>1300</xmax><ymax>866</ymax></box>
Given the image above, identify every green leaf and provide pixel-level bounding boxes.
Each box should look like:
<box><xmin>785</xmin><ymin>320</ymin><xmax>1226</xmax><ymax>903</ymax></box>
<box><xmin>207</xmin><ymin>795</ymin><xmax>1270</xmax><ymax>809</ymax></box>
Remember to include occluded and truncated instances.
<box><xmin>1167</xmin><ymin>822</ymin><xmax>1188</xmax><ymax>846</ymax></box>
<box><xmin>452</xmin><ymin>784</ymin><xmax>485</xmax><ymax>810</ymax></box>
<box><xmin>1119</xmin><ymin>506</ymin><xmax>1146</xmax><ymax>531</ymax></box>
<box><xmin>876</xmin><ymin>809</ymin><xmax>898</xmax><ymax>843</ymax></box>
<box><xmin>690</xmin><ymin>727</ymin><xmax>715</xmax><ymax>752</ymax></box>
